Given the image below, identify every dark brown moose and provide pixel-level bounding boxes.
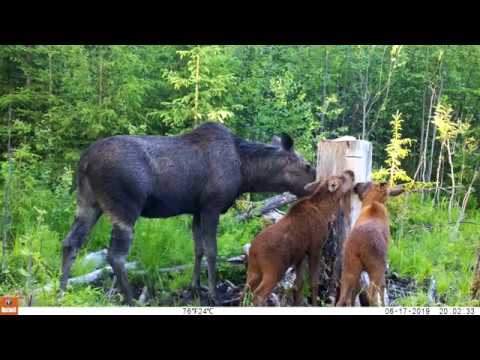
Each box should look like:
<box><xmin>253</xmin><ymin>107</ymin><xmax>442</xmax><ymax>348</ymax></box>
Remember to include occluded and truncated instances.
<box><xmin>60</xmin><ymin>122</ymin><xmax>316</xmax><ymax>305</ymax></box>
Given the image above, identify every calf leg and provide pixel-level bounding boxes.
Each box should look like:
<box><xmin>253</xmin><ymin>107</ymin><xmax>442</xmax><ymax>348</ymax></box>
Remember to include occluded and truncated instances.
<box><xmin>293</xmin><ymin>260</ymin><xmax>305</xmax><ymax>306</ymax></box>
<box><xmin>61</xmin><ymin>205</ymin><xmax>101</xmax><ymax>290</ymax></box>
<box><xmin>245</xmin><ymin>271</ymin><xmax>262</xmax><ymax>293</ymax></box>
<box><xmin>107</xmin><ymin>222</ymin><xmax>134</xmax><ymax>306</ymax></box>
<box><xmin>201</xmin><ymin>210</ymin><xmax>221</xmax><ymax>305</ymax></box>
<box><xmin>241</xmin><ymin>271</ymin><xmax>261</xmax><ymax>305</ymax></box>
<box><xmin>308</xmin><ymin>252</ymin><xmax>321</xmax><ymax>306</ymax></box>
<box><xmin>241</xmin><ymin>253</ymin><xmax>262</xmax><ymax>305</ymax></box>
<box><xmin>366</xmin><ymin>264</ymin><xmax>386</xmax><ymax>306</ymax></box>
<box><xmin>337</xmin><ymin>255</ymin><xmax>362</xmax><ymax>307</ymax></box>
<box><xmin>252</xmin><ymin>275</ymin><xmax>278</xmax><ymax>306</ymax></box>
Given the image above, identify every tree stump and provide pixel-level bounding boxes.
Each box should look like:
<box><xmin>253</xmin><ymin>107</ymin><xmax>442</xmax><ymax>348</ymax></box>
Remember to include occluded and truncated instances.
<box><xmin>316</xmin><ymin>137</ymin><xmax>372</xmax><ymax>305</ymax></box>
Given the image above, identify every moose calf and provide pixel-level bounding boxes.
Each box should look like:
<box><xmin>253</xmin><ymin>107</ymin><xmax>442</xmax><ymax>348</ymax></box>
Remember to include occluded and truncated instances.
<box><xmin>336</xmin><ymin>182</ymin><xmax>404</xmax><ymax>307</ymax></box>
<box><xmin>244</xmin><ymin>170</ymin><xmax>355</xmax><ymax>306</ymax></box>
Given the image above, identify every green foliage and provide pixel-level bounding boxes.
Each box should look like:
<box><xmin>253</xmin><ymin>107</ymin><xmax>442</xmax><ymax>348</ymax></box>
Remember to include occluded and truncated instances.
<box><xmin>433</xmin><ymin>102</ymin><xmax>469</xmax><ymax>143</ymax></box>
<box><xmin>35</xmin><ymin>286</ymin><xmax>114</xmax><ymax>307</ymax></box>
<box><xmin>130</xmin><ymin>216</ymin><xmax>194</xmax><ymax>272</ymax></box>
<box><xmin>373</xmin><ymin>111</ymin><xmax>413</xmax><ymax>185</ymax></box>
<box><xmin>1</xmin><ymin>45</ymin><xmax>480</xmax><ymax>307</ymax></box>
<box><xmin>153</xmin><ymin>46</ymin><xmax>237</xmax><ymax>132</ymax></box>
<box><xmin>388</xmin><ymin>194</ymin><xmax>479</xmax><ymax>306</ymax></box>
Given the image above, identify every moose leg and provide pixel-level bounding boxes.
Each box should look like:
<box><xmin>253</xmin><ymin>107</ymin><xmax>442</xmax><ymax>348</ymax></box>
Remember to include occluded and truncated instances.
<box><xmin>246</xmin><ymin>271</ymin><xmax>262</xmax><ymax>293</ymax></box>
<box><xmin>201</xmin><ymin>210</ymin><xmax>221</xmax><ymax>305</ymax></box>
<box><xmin>241</xmin><ymin>271</ymin><xmax>262</xmax><ymax>305</ymax></box>
<box><xmin>107</xmin><ymin>222</ymin><xmax>134</xmax><ymax>306</ymax></box>
<box><xmin>190</xmin><ymin>213</ymin><xmax>205</xmax><ymax>297</ymax></box>
<box><xmin>308</xmin><ymin>252</ymin><xmax>321</xmax><ymax>306</ymax></box>
<box><xmin>241</xmin><ymin>254</ymin><xmax>262</xmax><ymax>305</ymax></box>
<box><xmin>337</xmin><ymin>257</ymin><xmax>362</xmax><ymax>307</ymax></box>
<box><xmin>61</xmin><ymin>205</ymin><xmax>101</xmax><ymax>290</ymax></box>
<box><xmin>293</xmin><ymin>260</ymin><xmax>305</xmax><ymax>306</ymax></box>
<box><xmin>337</xmin><ymin>275</ymin><xmax>358</xmax><ymax>307</ymax></box>
<box><xmin>366</xmin><ymin>265</ymin><xmax>386</xmax><ymax>306</ymax></box>
<box><xmin>252</xmin><ymin>275</ymin><xmax>278</xmax><ymax>306</ymax></box>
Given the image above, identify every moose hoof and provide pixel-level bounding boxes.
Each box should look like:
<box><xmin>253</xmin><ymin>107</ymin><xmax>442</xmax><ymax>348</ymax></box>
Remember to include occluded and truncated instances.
<box><xmin>121</xmin><ymin>295</ymin><xmax>134</xmax><ymax>306</ymax></box>
<box><xmin>207</xmin><ymin>292</ymin><xmax>221</xmax><ymax>306</ymax></box>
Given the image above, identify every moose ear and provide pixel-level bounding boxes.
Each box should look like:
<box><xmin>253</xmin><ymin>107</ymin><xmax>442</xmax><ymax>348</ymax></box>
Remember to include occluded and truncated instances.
<box><xmin>272</xmin><ymin>133</ymin><xmax>294</xmax><ymax>152</ymax></box>
<box><xmin>304</xmin><ymin>179</ymin><xmax>322</xmax><ymax>194</ymax></box>
<box><xmin>388</xmin><ymin>186</ymin><xmax>404</xmax><ymax>197</ymax></box>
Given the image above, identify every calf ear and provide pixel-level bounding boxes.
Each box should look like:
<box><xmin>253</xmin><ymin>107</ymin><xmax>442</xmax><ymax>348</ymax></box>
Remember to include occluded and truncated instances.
<box><xmin>340</xmin><ymin>170</ymin><xmax>355</xmax><ymax>192</ymax></box>
<box><xmin>388</xmin><ymin>186</ymin><xmax>404</xmax><ymax>197</ymax></box>
<box><xmin>342</xmin><ymin>170</ymin><xmax>355</xmax><ymax>183</ymax></box>
<box><xmin>304</xmin><ymin>179</ymin><xmax>322</xmax><ymax>194</ymax></box>
<box><xmin>272</xmin><ymin>133</ymin><xmax>294</xmax><ymax>152</ymax></box>
<box><xmin>353</xmin><ymin>182</ymin><xmax>370</xmax><ymax>199</ymax></box>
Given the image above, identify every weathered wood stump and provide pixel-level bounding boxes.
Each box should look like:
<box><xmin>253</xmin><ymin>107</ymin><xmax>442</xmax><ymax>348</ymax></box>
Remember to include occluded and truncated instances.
<box><xmin>316</xmin><ymin>137</ymin><xmax>372</xmax><ymax>305</ymax></box>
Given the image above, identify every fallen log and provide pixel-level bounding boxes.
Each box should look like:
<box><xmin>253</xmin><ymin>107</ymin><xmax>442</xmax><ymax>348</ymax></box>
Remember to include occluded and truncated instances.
<box><xmin>427</xmin><ymin>277</ymin><xmax>437</xmax><ymax>305</ymax></box>
<box><xmin>226</xmin><ymin>243</ymin><xmax>252</xmax><ymax>265</ymax></box>
<box><xmin>69</xmin><ymin>261</ymin><xmax>141</xmax><ymax>286</ymax></box>
<box><xmin>236</xmin><ymin>192</ymin><xmax>297</xmax><ymax>221</ymax></box>
<box><xmin>138</xmin><ymin>286</ymin><xmax>149</xmax><ymax>305</ymax></box>
<box><xmin>80</xmin><ymin>249</ymin><xmax>108</xmax><ymax>268</ymax></box>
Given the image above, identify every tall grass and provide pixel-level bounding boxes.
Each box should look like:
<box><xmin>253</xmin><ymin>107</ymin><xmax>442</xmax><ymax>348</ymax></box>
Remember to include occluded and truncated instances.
<box><xmin>388</xmin><ymin>193</ymin><xmax>480</xmax><ymax>306</ymax></box>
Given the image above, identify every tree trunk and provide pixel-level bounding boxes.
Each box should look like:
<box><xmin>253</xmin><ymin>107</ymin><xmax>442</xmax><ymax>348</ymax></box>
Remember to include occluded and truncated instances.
<box><xmin>1</xmin><ymin>108</ymin><xmax>13</xmax><ymax>272</ymax></box>
<box><xmin>316</xmin><ymin>138</ymin><xmax>372</xmax><ymax>304</ymax></box>
<box><xmin>98</xmin><ymin>49</ymin><xmax>103</xmax><ymax>106</ymax></box>
<box><xmin>456</xmin><ymin>164</ymin><xmax>479</xmax><ymax>232</ymax></box>
<box><xmin>25</xmin><ymin>45</ymin><xmax>32</xmax><ymax>87</ymax></box>
<box><xmin>446</xmin><ymin>140</ymin><xmax>455</xmax><ymax>221</ymax></box>
<box><xmin>421</xmin><ymin>86</ymin><xmax>435</xmax><ymax>183</ymax></box>
<box><xmin>194</xmin><ymin>53</ymin><xmax>200</xmax><ymax>124</ymax></box>
<box><xmin>433</xmin><ymin>141</ymin><xmax>444</xmax><ymax>206</ymax></box>
<box><xmin>48</xmin><ymin>51</ymin><xmax>53</xmax><ymax>95</ymax></box>
<box><xmin>413</xmin><ymin>80</ymin><xmax>429</xmax><ymax>182</ymax></box>
<box><xmin>472</xmin><ymin>249</ymin><xmax>480</xmax><ymax>299</ymax></box>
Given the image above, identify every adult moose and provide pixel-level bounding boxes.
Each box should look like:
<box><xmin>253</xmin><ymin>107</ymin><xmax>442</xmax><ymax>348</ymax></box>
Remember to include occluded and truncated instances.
<box><xmin>60</xmin><ymin>122</ymin><xmax>316</xmax><ymax>305</ymax></box>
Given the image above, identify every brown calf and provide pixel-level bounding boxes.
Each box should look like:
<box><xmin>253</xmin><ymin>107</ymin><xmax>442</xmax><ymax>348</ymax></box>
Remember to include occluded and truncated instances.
<box><xmin>244</xmin><ymin>170</ymin><xmax>355</xmax><ymax>306</ymax></box>
<box><xmin>336</xmin><ymin>182</ymin><xmax>404</xmax><ymax>307</ymax></box>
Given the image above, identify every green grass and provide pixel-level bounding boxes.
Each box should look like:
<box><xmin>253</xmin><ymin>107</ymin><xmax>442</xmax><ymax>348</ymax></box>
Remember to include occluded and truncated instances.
<box><xmin>388</xmin><ymin>193</ymin><xmax>480</xmax><ymax>306</ymax></box>
<box><xmin>34</xmin><ymin>285</ymin><xmax>116</xmax><ymax>307</ymax></box>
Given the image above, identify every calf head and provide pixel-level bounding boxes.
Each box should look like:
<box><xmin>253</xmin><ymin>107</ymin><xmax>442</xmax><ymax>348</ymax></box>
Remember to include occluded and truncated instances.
<box><xmin>304</xmin><ymin>170</ymin><xmax>355</xmax><ymax>200</ymax></box>
<box><xmin>353</xmin><ymin>181</ymin><xmax>405</xmax><ymax>204</ymax></box>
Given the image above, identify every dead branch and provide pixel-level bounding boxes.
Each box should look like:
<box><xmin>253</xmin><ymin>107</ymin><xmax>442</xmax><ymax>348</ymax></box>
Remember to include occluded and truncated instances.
<box><xmin>236</xmin><ymin>192</ymin><xmax>297</xmax><ymax>221</ymax></box>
